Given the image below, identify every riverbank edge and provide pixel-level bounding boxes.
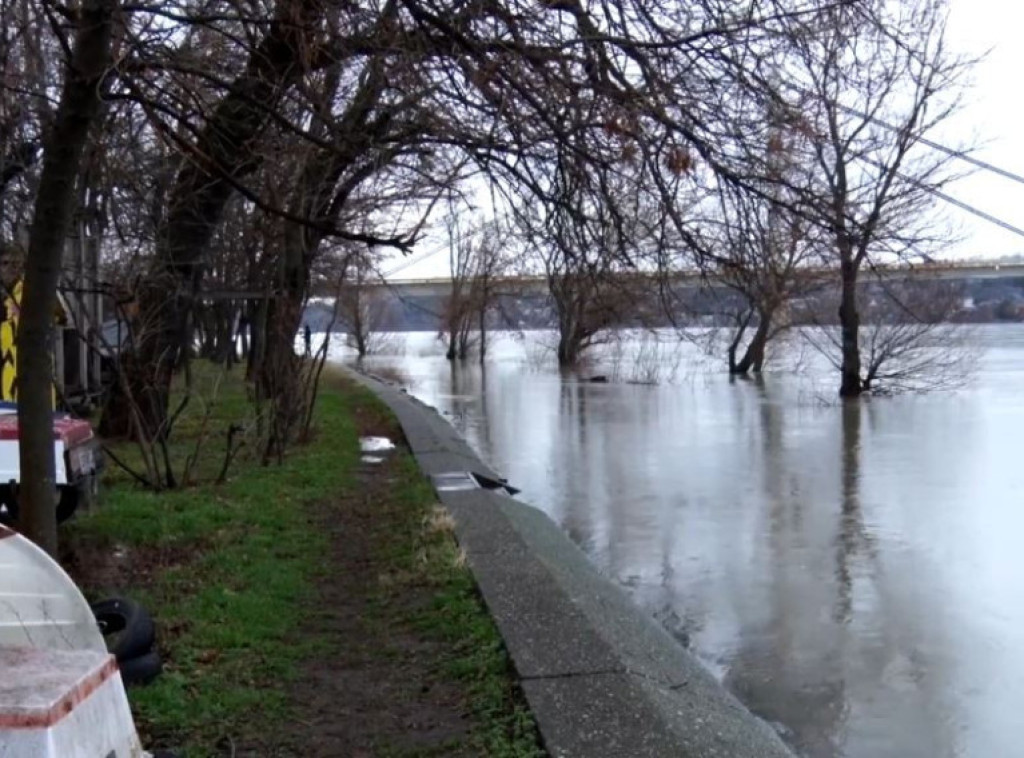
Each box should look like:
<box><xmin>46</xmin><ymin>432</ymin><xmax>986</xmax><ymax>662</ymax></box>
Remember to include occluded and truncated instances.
<box><xmin>346</xmin><ymin>367</ymin><xmax>795</xmax><ymax>758</ymax></box>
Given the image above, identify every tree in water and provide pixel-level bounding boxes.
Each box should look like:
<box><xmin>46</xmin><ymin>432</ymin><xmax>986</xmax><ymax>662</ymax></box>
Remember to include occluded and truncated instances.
<box><xmin>788</xmin><ymin>0</ymin><xmax>970</xmax><ymax>396</ymax></box>
<box><xmin>802</xmin><ymin>277</ymin><xmax>977</xmax><ymax>394</ymax></box>
<box><xmin>708</xmin><ymin>180</ymin><xmax>825</xmax><ymax>375</ymax></box>
<box><xmin>336</xmin><ymin>253</ymin><xmax>391</xmax><ymax>359</ymax></box>
<box><xmin>439</xmin><ymin>216</ymin><xmax>511</xmax><ymax>361</ymax></box>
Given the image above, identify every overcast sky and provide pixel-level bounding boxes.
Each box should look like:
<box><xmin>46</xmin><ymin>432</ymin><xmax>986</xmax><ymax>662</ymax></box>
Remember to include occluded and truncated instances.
<box><xmin>383</xmin><ymin>0</ymin><xmax>1024</xmax><ymax>280</ymax></box>
<box><xmin>940</xmin><ymin>0</ymin><xmax>1024</xmax><ymax>258</ymax></box>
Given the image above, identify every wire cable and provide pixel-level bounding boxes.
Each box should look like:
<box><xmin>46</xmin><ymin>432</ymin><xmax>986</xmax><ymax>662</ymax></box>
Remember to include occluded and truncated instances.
<box><xmin>834</xmin><ymin>103</ymin><xmax>1024</xmax><ymax>188</ymax></box>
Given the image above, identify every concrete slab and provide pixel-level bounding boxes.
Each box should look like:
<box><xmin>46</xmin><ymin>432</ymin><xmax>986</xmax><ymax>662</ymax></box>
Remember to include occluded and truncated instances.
<box><xmin>413</xmin><ymin>450</ymin><xmax>495</xmax><ymax>477</ymax></box>
<box><xmin>522</xmin><ymin>671</ymin><xmax>792</xmax><ymax>758</ymax></box>
<box><xmin>498</xmin><ymin>496</ymin><xmax>704</xmax><ymax>688</ymax></box>
<box><xmin>636</xmin><ymin>672</ymin><xmax>794</xmax><ymax>758</ymax></box>
<box><xmin>468</xmin><ymin>560</ymin><xmax>623</xmax><ymax>678</ymax></box>
<box><xmin>438</xmin><ymin>489</ymin><xmax>531</xmax><ymax>558</ymax></box>
<box><xmin>520</xmin><ymin>672</ymin><xmax>684</xmax><ymax>758</ymax></box>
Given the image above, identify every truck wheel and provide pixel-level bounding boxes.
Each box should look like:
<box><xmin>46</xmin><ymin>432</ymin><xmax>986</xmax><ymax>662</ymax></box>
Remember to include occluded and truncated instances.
<box><xmin>0</xmin><ymin>486</ymin><xmax>84</xmax><ymax>525</ymax></box>
<box><xmin>56</xmin><ymin>483</ymin><xmax>82</xmax><ymax>524</ymax></box>
<box><xmin>0</xmin><ymin>486</ymin><xmax>16</xmax><ymax>525</ymax></box>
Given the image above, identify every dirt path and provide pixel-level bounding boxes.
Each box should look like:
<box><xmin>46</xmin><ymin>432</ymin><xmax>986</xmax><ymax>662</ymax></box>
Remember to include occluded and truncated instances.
<box><xmin>260</xmin><ymin>398</ymin><xmax>540</xmax><ymax>757</ymax></box>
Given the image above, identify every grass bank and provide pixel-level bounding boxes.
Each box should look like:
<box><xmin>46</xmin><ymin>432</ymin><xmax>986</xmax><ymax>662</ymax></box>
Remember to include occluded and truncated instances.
<box><xmin>64</xmin><ymin>362</ymin><xmax>542</xmax><ymax>757</ymax></box>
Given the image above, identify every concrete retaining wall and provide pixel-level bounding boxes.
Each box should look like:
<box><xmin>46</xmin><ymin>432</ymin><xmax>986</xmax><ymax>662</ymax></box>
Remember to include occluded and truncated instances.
<box><xmin>348</xmin><ymin>369</ymin><xmax>794</xmax><ymax>758</ymax></box>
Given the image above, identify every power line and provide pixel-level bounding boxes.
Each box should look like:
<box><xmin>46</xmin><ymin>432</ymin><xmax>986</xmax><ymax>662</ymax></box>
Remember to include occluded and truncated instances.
<box><xmin>382</xmin><ymin>210</ymin><xmax>516</xmax><ymax>278</ymax></box>
<box><xmin>835</xmin><ymin>103</ymin><xmax>1024</xmax><ymax>188</ymax></box>
<box><xmin>911</xmin><ymin>180</ymin><xmax>1024</xmax><ymax>239</ymax></box>
<box><xmin>835</xmin><ymin>105</ymin><xmax>1024</xmax><ymax>240</ymax></box>
<box><xmin>382</xmin><ymin>244</ymin><xmax>446</xmax><ymax>277</ymax></box>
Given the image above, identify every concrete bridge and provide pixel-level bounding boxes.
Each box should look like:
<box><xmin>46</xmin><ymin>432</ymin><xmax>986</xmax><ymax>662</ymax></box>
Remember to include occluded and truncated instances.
<box><xmin>377</xmin><ymin>261</ymin><xmax>1024</xmax><ymax>298</ymax></box>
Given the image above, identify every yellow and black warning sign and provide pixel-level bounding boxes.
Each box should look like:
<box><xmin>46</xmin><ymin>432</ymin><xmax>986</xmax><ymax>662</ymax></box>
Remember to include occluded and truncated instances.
<box><xmin>1</xmin><ymin>279</ymin><xmax>21</xmax><ymax>402</ymax></box>
<box><xmin>0</xmin><ymin>280</ymin><xmax>64</xmax><ymax>406</ymax></box>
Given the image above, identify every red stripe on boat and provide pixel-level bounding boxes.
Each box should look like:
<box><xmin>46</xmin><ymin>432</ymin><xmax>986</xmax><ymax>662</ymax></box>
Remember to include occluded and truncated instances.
<box><xmin>0</xmin><ymin>415</ymin><xmax>93</xmax><ymax>445</ymax></box>
<box><xmin>0</xmin><ymin>653</ymin><xmax>118</xmax><ymax>730</ymax></box>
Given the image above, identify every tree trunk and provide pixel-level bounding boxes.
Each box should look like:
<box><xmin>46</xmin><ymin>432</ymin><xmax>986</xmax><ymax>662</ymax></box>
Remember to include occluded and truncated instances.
<box><xmin>121</xmin><ymin>1</ymin><xmax>320</xmax><ymax>433</ymax></box>
<box><xmin>17</xmin><ymin>0</ymin><xmax>115</xmax><ymax>556</ymax></box>
<box><xmin>238</xmin><ymin>313</ymin><xmax>250</xmax><ymax>360</ymax></box>
<box><xmin>246</xmin><ymin>300</ymin><xmax>265</xmax><ymax>381</ymax></box>
<box><xmin>197</xmin><ymin>304</ymin><xmax>216</xmax><ymax>358</ymax></box>
<box><xmin>445</xmin><ymin>325</ymin><xmax>457</xmax><ymax>361</ymax></box>
<box><xmin>213</xmin><ymin>302</ymin><xmax>235</xmax><ymax>365</ymax></box>
<box><xmin>838</xmin><ymin>257</ymin><xmax>863</xmax><ymax>397</ymax></box>
<box><xmin>258</xmin><ymin>238</ymin><xmax>307</xmax><ymax>396</ymax></box>
<box><xmin>732</xmin><ymin>310</ymin><xmax>772</xmax><ymax>375</ymax></box>
<box><xmin>478</xmin><ymin>306</ymin><xmax>487</xmax><ymax>361</ymax></box>
<box><xmin>254</xmin><ymin>215</ymin><xmax>316</xmax><ymax>459</ymax></box>
<box><xmin>556</xmin><ymin>326</ymin><xmax>579</xmax><ymax>367</ymax></box>
<box><xmin>350</xmin><ymin>289</ymin><xmax>367</xmax><ymax>357</ymax></box>
<box><xmin>255</xmin><ymin>290</ymin><xmax>304</xmax><ymax>461</ymax></box>
<box><xmin>556</xmin><ymin>304</ymin><xmax>585</xmax><ymax>367</ymax></box>
<box><xmin>727</xmin><ymin>308</ymin><xmax>752</xmax><ymax>374</ymax></box>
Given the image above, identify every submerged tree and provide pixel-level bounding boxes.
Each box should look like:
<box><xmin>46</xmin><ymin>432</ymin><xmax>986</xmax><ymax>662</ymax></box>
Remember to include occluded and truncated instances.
<box><xmin>439</xmin><ymin>216</ymin><xmax>511</xmax><ymax>361</ymax></box>
<box><xmin>696</xmin><ymin>87</ymin><xmax>827</xmax><ymax>375</ymax></box>
<box><xmin>787</xmin><ymin>0</ymin><xmax>970</xmax><ymax>396</ymax></box>
<box><xmin>336</xmin><ymin>253</ymin><xmax>391</xmax><ymax>358</ymax></box>
<box><xmin>707</xmin><ymin>181</ymin><xmax>826</xmax><ymax>375</ymax></box>
<box><xmin>803</xmin><ymin>277</ymin><xmax>975</xmax><ymax>393</ymax></box>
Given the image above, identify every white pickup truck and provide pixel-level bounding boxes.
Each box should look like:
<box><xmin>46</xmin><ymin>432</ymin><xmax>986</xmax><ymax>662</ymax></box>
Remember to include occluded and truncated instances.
<box><xmin>0</xmin><ymin>402</ymin><xmax>102</xmax><ymax>525</ymax></box>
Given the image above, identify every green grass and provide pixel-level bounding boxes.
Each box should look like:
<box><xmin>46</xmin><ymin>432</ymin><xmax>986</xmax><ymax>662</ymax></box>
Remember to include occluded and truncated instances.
<box><xmin>68</xmin><ymin>361</ymin><xmax>543</xmax><ymax>757</ymax></box>
<box><xmin>71</xmin><ymin>365</ymin><xmax>355</xmax><ymax>753</ymax></box>
<box><xmin>371</xmin><ymin>456</ymin><xmax>545</xmax><ymax>758</ymax></box>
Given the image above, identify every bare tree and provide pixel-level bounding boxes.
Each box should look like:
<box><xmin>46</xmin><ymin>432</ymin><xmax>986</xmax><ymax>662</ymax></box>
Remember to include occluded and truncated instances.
<box><xmin>514</xmin><ymin>198</ymin><xmax>647</xmax><ymax>368</ymax></box>
<box><xmin>16</xmin><ymin>0</ymin><xmax>116</xmax><ymax>554</ymax></box>
<box><xmin>545</xmin><ymin>262</ymin><xmax>635</xmax><ymax>368</ymax></box>
<box><xmin>467</xmin><ymin>220</ymin><xmax>513</xmax><ymax>361</ymax></box>
<box><xmin>0</xmin><ymin>0</ymin><xmax>56</xmax><ymax>236</ymax></box>
<box><xmin>803</xmin><ymin>277</ymin><xmax>975</xmax><ymax>393</ymax></box>
<box><xmin>786</xmin><ymin>0</ymin><xmax>970</xmax><ymax>396</ymax></box>
<box><xmin>707</xmin><ymin>181</ymin><xmax>826</xmax><ymax>375</ymax></box>
<box><xmin>439</xmin><ymin>214</ymin><xmax>478</xmax><ymax>361</ymax></box>
<box><xmin>679</xmin><ymin>85</ymin><xmax>830</xmax><ymax>375</ymax></box>
<box><xmin>336</xmin><ymin>253</ymin><xmax>391</xmax><ymax>358</ymax></box>
<box><xmin>438</xmin><ymin>216</ymin><xmax>511</xmax><ymax>361</ymax></box>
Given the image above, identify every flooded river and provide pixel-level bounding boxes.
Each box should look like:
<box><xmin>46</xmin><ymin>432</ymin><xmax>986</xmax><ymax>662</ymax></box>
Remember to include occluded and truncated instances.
<box><xmin>332</xmin><ymin>326</ymin><xmax>1024</xmax><ymax>758</ymax></box>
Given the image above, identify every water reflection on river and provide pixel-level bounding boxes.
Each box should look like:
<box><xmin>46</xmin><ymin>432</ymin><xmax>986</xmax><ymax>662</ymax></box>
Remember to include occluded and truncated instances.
<box><xmin>333</xmin><ymin>326</ymin><xmax>1024</xmax><ymax>758</ymax></box>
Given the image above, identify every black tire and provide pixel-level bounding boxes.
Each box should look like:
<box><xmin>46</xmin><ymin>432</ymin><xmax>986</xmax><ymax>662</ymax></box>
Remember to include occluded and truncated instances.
<box><xmin>56</xmin><ymin>484</ymin><xmax>80</xmax><ymax>524</ymax></box>
<box><xmin>0</xmin><ymin>484</ymin><xmax>84</xmax><ymax>525</ymax></box>
<box><xmin>118</xmin><ymin>649</ymin><xmax>163</xmax><ymax>687</ymax></box>
<box><xmin>0</xmin><ymin>485</ymin><xmax>16</xmax><ymax>526</ymax></box>
<box><xmin>56</xmin><ymin>477</ymin><xmax>93</xmax><ymax>524</ymax></box>
<box><xmin>91</xmin><ymin>597</ymin><xmax>156</xmax><ymax>662</ymax></box>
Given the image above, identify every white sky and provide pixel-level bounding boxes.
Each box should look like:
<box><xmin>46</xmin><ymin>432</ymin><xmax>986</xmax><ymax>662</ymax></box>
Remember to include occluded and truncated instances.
<box><xmin>383</xmin><ymin>0</ymin><xmax>1024</xmax><ymax>280</ymax></box>
<box><xmin>939</xmin><ymin>0</ymin><xmax>1024</xmax><ymax>259</ymax></box>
